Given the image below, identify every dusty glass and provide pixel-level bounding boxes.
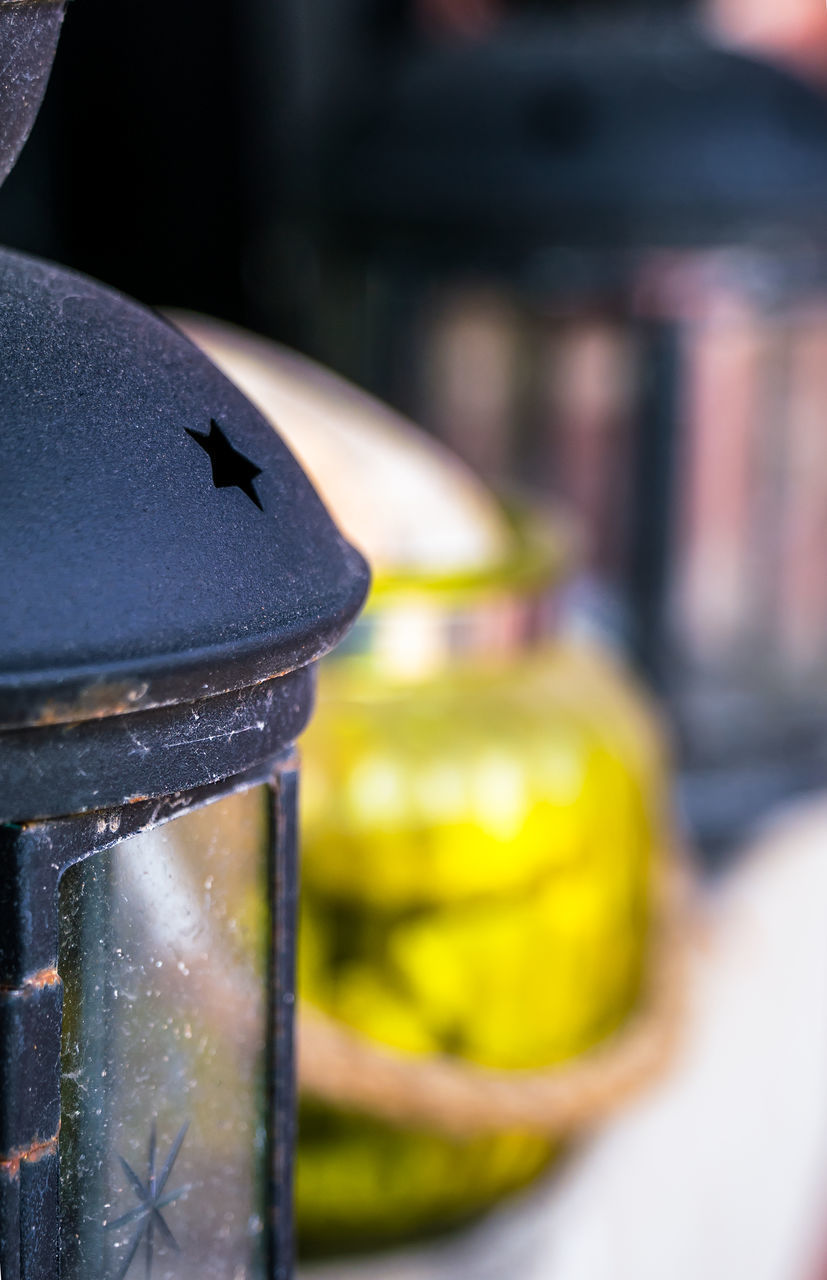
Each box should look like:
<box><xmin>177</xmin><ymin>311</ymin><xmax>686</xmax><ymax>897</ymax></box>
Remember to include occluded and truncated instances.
<box><xmin>58</xmin><ymin>784</ymin><xmax>271</xmax><ymax>1280</ymax></box>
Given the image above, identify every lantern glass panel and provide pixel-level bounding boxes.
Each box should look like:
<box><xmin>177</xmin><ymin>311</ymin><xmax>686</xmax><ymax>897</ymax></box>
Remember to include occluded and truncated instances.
<box><xmin>58</xmin><ymin>783</ymin><xmax>271</xmax><ymax>1280</ymax></box>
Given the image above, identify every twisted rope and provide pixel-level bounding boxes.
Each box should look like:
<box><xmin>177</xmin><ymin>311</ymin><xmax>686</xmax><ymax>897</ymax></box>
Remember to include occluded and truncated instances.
<box><xmin>298</xmin><ymin>858</ymin><xmax>693</xmax><ymax>1137</ymax></box>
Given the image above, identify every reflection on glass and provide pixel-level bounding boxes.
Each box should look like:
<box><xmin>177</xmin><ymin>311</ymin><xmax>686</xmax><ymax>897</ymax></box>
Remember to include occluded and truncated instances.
<box><xmin>59</xmin><ymin>785</ymin><xmax>270</xmax><ymax>1280</ymax></box>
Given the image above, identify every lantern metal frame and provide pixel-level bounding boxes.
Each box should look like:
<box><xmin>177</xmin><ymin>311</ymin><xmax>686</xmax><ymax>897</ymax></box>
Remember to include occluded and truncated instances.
<box><xmin>0</xmin><ymin>681</ymin><xmax>316</xmax><ymax>1280</ymax></box>
<box><xmin>0</xmin><ymin>241</ymin><xmax>369</xmax><ymax>1278</ymax></box>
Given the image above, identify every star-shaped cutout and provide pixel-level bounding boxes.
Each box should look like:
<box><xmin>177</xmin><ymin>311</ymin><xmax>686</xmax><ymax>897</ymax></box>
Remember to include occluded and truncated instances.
<box><xmin>187</xmin><ymin>419</ymin><xmax>264</xmax><ymax>510</ymax></box>
<box><xmin>106</xmin><ymin>1119</ymin><xmax>191</xmax><ymax>1280</ymax></box>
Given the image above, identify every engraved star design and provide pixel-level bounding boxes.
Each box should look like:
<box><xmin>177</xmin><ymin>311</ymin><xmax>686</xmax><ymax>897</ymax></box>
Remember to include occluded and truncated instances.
<box><xmin>187</xmin><ymin>419</ymin><xmax>264</xmax><ymax>510</ymax></box>
<box><xmin>106</xmin><ymin>1119</ymin><xmax>191</xmax><ymax>1280</ymax></box>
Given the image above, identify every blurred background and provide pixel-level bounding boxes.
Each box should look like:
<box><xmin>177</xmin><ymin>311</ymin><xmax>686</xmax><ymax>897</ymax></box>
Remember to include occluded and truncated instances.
<box><xmin>16</xmin><ymin>0</ymin><xmax>827</xmax><ymax>1275</ymax></box>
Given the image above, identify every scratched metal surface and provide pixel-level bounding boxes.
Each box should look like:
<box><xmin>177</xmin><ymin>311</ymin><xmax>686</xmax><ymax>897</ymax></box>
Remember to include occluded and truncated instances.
<box><xmin>0</xmin><ymin>1</ymin><xmax>65</xmax><ymax>189</ymax></box>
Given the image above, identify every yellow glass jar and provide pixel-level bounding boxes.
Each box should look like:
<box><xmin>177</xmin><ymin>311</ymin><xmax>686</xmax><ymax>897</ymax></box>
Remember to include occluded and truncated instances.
<box><xmin>166</xmin><ymin>313</ymin><xmax>669</xmax><ymax>1261</ymax></box>
<box><xmin>296</xmin><ymin>520</ymin><xmax>668</xmax><ymax>1258</ymax></box>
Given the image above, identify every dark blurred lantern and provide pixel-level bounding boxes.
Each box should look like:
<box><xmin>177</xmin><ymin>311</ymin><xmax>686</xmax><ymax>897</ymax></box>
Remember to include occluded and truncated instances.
<box><xmin>297</xmin><ymin>17</ymin><xmax>827</xmax><ymax>859</ymax></box>
<box><xmin>0</xmin><ymin>0</ymin><xmax>695</xmax><ymax>328</ymax></box>
<box><xmin>0</xmin><ymin>10</ymin><xmax>369</xmax><ymax>1280</ymax></box>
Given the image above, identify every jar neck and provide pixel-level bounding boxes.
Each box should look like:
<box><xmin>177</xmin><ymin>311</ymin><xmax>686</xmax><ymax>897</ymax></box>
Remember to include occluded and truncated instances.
<box><xmin>331</xmin><ymin>584</ymin><xmax>562</xmax><ymax>683</ymax></box>
<box><xmin>329</xmin><ymin>506</ymin><xmax>572</xmax><ymax>683</ymax></box>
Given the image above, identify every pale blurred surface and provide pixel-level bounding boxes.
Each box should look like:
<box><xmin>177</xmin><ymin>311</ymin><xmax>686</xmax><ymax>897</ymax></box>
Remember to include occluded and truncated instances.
<box><xmin>705</xmin><ymin>0</ymin><xmax>827</xmax><ymax>83</ymax></box>
<box><xmin>171</xmin><ymin>312</ymin><xmax>511</xmax><ymax>579</ymax></box>
<box><xmin>301</xmin><ymin>798</ymin><xmax>827</xmax><ymax>1280</ymax></box>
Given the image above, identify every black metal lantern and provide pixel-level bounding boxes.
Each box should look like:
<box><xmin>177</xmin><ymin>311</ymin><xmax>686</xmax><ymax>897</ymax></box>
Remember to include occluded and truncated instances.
<box><xmin>0</xmin><ymin>10</ymin><xmax>370</xmax><ymax>1279</ymax></box>
<box><xmin>299</xmin><ymin>17</ymin><xmax>827</xmax><ymax>855</ymax></box>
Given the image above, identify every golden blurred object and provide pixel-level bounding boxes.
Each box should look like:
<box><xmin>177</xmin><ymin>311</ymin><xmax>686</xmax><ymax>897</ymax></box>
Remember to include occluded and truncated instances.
<box><xmin>173</xmin><ymin>314</ymin><xmax>676</xmax><ymax>1258</ymax></box>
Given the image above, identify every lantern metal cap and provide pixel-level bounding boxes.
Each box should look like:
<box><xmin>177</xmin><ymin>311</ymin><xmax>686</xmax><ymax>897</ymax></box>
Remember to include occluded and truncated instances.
<box><xmin>0</xmin><ymin>247</ymin><xmax>370</xmax><ymax>731</ymax></box>
<box><xmin>0</xmin><ymin>0</ymin><xmax>66</xmax><ymax>190</ymax></box>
